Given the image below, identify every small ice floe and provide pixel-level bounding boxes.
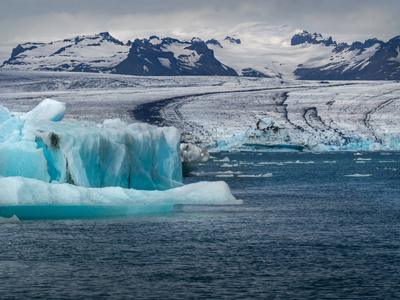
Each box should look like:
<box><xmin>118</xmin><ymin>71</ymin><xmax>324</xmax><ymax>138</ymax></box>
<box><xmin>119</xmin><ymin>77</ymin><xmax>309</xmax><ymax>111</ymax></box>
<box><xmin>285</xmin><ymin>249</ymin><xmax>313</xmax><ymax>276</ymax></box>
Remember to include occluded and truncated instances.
<box><xmin>384</xmin><ymin>167</ymin><xmax>397</xmax><ymax>171</ymax></box>
<box><xmin>237</xmin><ymin>173</ymin><xmax>273</xmax><ymax>178</ymax></box>
<box><xmin>0</xmin><ymin>215</ymin><xmax>20</xmax><ymax>223</ymax></box>
<box><xmin>239</xmin><ymin>161</ymin><xmax>256</xmax><ymax>166</ymax></box>
<box><xmin>221</xmin><ymin>163</ymin><xmax>239</xmax><ymax>167</ymax></box>
<box><xmin>284</xmin><ymin>160</ymin><xmax>314</xmax><ymax>164</ymax></box>
<box><xmin>354</xmin><ymin>152</ymin><xmax>363</xmax><ymax>156</ymax></box>
<box><xmin>323</xmin><ymin>161</ymin><xmax>337</xmax><ymax>164</ymax></box>
<box><xmin>215</xmin><ymin>174</ymin><xmax>235</xmax><ymax>178</ymax></box>
<box><xmin>259</xmin><ymin>162</ymin><xmax>284</xmax><ymax>166</ymax></box>
<box><xmin>216</xmin><ymin>157</ymin><xmax>230</xmax><ymax>162</ymax></box>
<box><xmin>378</xmin><ymin>160</ymin><xmax>397</xmax><ymax>163</ymax></box>
<box><xmin>355</xmin><ymin>158</ymin><xmax>371</xmax><ymax>163</ymax></box>
<box><xmin>216</xmin><ymin>171</ymin><xmax>242</xmax><ymax>175</ymax></box>
<box><xmin>344</xmin><ymin>174</ymin><xmax>372</xmax><ymax>177</ymax></box>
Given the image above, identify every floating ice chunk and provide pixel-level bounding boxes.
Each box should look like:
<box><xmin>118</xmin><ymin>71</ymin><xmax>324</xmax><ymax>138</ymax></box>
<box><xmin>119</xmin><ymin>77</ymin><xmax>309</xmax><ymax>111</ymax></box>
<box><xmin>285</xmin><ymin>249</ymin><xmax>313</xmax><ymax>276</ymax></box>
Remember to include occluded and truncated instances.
<box><xmin>221</xmin><ymin>163</ymin><xmax>239</xmax><ymax>167</ymax></box>
<box><xmin>283</xmin><ymin>160</ymin><xmax>314</xmax><ymax>164</ymax></box>
<box><xmin>0</xmin><ymin>177</ymin><xmax>241</xmax><ymax>219</ymax></box>
<box><xmin>0</xmin><ymin>100</ymin><xmax>242</xmax><ymax>219</ymax></box>
<box><xmin>0</xmin><ymin>215</ymin><xmax>20</xmax><ymax>223</ymax></box>
<box><xmin>20</xmin><ymin>98</ymin><xmax>66</xmax><ymax>122</ymax></box>
<box><xmin>258</xmin><ymin>161</ymin><xmax>284</xmax><ymax>166</ymax></box>
<box><xmin>344</xmin><ymin>174</ymin><xmax>372</xmax><ymax>177</ymax></box>
<box><xmin>215</xmin><ymin>174</ymin><xmax>235</xmax><ymax>178</ymax></box>
<box><xmin>237</xmin><ymin>173</ymin><xmax>273</xmax><ymax>178</ymax></box>
<box><xmin>220</xmin><ymin>157</ymin><xmax>230</xmax><ymax>162</ymax></box>
<box><xmin>216</xmin><ymin>171</ymin><xmax>242</xmax><ymax>175</ymax></box>
<box><xmin>0</xmin><ymin>101</ymin><xmax>183</xmax><ymax>190</ymax></box>
<box><xmin>180</xmin><ymin>143</ymin><xmax>210</xmax><ymax>176</ymax></box>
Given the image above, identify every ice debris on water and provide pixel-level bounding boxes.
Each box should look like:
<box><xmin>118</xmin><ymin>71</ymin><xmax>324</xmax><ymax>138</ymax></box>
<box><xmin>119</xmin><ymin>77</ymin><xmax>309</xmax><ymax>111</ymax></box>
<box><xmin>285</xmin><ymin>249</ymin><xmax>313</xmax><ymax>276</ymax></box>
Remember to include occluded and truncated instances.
<box><xmin>221</xmin><ymin>163</ymin><xmax>239</xmax><ymax>168</ymax></box>
<box><xmin>237</xmin><ymin>173</ymin><xmax>273</xmax><ymax>178</ymax></box>
<box><xmin>215</xmin><ymin>174</ymin><xmax>235</xmax><ymax>178</ymax></box>
<box><xmin>180</xmin><ymin>143</ymin><xmax>210</xmax><ymax>176</ymax></box>
<box><xmin>0</xmin><ymin>99</ymin><xmax>239</xmax><ymax>219</ymax></box>
<box><xmin>344</xmin><ymin>174</ymin><xmax>372</xmax><ymax>177</ymax></box>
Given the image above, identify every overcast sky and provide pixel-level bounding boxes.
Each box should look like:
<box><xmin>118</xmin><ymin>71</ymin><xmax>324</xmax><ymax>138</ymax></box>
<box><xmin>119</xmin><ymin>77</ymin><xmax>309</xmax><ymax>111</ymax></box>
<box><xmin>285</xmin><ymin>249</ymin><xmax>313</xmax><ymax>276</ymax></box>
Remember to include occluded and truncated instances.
<box><xmin>1</xmin><ymin>0</ymin><xmax>399</xmax><ymax>62</ymax></box>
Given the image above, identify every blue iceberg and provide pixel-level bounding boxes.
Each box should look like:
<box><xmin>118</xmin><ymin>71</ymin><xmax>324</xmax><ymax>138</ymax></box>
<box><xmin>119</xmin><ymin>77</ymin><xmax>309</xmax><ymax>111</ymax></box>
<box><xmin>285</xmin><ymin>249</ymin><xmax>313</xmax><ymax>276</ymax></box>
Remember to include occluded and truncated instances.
<box><xmin>0</xmin><ymin>99</ymin><xmax>240</xmax><ymax>219</ymax></box>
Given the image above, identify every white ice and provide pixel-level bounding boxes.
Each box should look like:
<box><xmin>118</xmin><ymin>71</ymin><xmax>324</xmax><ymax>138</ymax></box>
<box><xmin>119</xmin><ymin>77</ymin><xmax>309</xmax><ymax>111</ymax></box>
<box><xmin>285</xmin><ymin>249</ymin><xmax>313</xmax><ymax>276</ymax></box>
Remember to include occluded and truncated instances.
<box><xmin>180</xmin><ymin>143</ymin><xmax>210</xmax><ymax>175</ymax></box>
<box><xmin>0</xmin><ymin>176</ymin><xmax>241</xmax><ymax>219</ymax></box>
<box><xmin>2</xmin><ymin>72</ymin><xmax>400</xmax><ymax>152</ymax></box>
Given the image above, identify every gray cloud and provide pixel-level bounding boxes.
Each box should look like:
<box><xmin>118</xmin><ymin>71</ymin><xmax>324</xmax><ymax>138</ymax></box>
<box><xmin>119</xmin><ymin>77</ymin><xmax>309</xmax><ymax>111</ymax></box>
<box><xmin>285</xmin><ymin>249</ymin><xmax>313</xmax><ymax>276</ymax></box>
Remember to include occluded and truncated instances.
<box><xmin>0</xmin><ymin>0</ymin><xmax>399</xmax><ymax>62</ymax></box>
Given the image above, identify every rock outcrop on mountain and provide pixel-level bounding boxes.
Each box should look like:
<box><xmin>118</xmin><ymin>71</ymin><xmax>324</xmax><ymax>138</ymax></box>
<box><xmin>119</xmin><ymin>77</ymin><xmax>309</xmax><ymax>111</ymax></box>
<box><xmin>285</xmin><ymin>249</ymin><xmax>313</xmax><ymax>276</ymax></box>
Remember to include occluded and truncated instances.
<box><xmin>115</xmin><ymin>36</ymin><xmax>237</xmax><ymax>76</ymax></box>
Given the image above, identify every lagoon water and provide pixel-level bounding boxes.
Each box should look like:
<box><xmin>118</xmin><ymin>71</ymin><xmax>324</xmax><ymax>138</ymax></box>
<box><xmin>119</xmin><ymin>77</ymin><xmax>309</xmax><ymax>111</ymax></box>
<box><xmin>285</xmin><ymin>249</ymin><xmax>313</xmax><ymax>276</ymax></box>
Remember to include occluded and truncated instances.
<box><xmin>1</xmin><ymin>151</ymin><xmax>399</xmax><ymax>299</ymax></box>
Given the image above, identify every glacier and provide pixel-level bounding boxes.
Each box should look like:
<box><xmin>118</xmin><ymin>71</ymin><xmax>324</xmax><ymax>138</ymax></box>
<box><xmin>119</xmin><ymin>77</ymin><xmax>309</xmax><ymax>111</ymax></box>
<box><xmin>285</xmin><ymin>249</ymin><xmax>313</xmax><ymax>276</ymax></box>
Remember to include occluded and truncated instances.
<box><xmin>2</xmin><ymin>72</ymin><xmax>400</xmax><ymax>153</ymax></box>
<box><xmin>0</xmin><ymin>99</ymin><xmax>239</xmax><ymax>219</ymax></box>
<box><xmin>213</xmin><ymin>117</ymin><xmax>394</xmax><ymax>152</ymax></box>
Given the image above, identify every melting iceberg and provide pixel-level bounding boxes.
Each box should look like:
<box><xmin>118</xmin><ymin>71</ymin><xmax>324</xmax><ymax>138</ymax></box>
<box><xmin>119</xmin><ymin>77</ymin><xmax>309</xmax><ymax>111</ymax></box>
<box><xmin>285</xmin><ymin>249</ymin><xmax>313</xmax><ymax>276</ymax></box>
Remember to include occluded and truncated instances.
<box><xmin>0</xmin><ymin>99</ymin><xmax>239</xmax><ymax>219</ymax></box>
<box><xmin>0</xmin><ymin>176</ymin><xmax>240</xmax><ymax>219</ymax></box>
<box><xmin>180</xmin><ymin>143</ymin><xmax>210</xmax><ymax>176</ymax></box>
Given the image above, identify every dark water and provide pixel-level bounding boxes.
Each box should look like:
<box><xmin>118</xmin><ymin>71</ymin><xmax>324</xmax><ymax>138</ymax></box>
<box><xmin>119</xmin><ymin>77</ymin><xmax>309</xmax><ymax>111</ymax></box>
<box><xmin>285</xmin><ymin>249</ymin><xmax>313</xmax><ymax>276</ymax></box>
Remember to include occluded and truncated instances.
<box><xmin>1</xmin><ymin>152</ymin><xmax>399</xmax><ymax>299</ymax></box>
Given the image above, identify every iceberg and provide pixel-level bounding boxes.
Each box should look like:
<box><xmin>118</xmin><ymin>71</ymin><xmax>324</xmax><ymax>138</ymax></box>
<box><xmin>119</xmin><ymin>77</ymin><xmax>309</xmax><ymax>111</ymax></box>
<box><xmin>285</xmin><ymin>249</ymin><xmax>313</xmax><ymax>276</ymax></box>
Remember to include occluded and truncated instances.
<box><xmin>0</xmin><ymin>99</ymin><xmax>239</xmax><ymax>219</ymax></box>
<box><xmin>1</xmin><ymin>100</ymin><xmax>183</xmax><ymax>190</ymax></box>
<box><xmin>180</xmin><ymin>143</ymin><xmax>210</xmax><ymax>176</ymax></box>
<box><xmin>0</xmin><ymin>176</ymin><xmax>241</xmax><ymax>219</ymax></box>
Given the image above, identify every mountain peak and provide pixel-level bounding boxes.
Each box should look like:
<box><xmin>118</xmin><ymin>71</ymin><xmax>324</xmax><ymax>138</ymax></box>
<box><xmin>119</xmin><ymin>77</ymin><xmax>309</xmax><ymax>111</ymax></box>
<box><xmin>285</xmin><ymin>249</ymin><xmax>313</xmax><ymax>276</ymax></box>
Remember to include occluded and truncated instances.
<box><xmin>224</xmin><ymin>36</ymin><xmax>241</xmax><ymax>44</ymax></box>
<box><xmin>2</xmin><ymin>27</ymin><xmax>400</xmax><ymax>80</ymax></box>
<box><xmin>291</xmin><ymin>30</ymin><xmax>336</xmax><ymax>46</ymax></box>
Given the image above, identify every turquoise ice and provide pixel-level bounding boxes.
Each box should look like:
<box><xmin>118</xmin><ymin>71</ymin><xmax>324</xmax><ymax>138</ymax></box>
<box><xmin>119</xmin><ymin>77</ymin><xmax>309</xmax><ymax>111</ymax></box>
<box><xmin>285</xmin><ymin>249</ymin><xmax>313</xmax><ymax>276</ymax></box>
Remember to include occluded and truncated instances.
<box><xmin>0</xmin><ymin>99</ymin><xmax>239</xmax><ymax>219</ymax></box>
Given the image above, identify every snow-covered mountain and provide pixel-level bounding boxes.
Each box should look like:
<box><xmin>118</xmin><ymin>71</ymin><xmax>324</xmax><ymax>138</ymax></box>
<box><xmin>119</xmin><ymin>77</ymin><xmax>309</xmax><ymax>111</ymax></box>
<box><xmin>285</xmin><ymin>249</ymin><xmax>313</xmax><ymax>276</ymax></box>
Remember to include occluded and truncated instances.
<box><xmin>115</xmin><ymin>36</ymin><xmax>237</xmax><ymax>76</ymax></box>
<box><xmin>2</xmin><ymin>24</ymin><xmax>400</xmax><ymax>80</ymax></box>
<box><xmin>1</xmin><ymin>32</ymin><xmax>130</xmax><ymax>73</ymax></box>
<box><xmin>294</xmin><ymin>35</ymin><xmax>400</xmax><ymax>80</ymax></box>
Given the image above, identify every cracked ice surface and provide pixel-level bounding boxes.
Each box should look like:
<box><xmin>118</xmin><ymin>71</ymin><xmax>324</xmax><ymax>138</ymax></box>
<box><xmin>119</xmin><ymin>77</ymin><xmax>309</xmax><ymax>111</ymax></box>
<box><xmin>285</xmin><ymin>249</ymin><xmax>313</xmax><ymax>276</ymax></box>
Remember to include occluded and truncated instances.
<box><xmin>1</xmin><ymin>71</ymin><xmax>400</xmax><ymax>151</ymax></box>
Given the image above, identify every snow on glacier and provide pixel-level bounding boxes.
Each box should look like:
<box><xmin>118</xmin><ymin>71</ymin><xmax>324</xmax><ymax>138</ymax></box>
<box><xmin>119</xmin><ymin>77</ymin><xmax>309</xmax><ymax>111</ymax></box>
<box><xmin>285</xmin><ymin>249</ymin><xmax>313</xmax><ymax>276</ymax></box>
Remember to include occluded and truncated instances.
<box><xmin>2</xmin><ymin>71</ymin><xmax>400</xmax><ymax>152</ymax></box>
<box><xmin>0</xmin><ymin>99</ymin><xmax>239</xmax><ymax>219</ymax></box>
